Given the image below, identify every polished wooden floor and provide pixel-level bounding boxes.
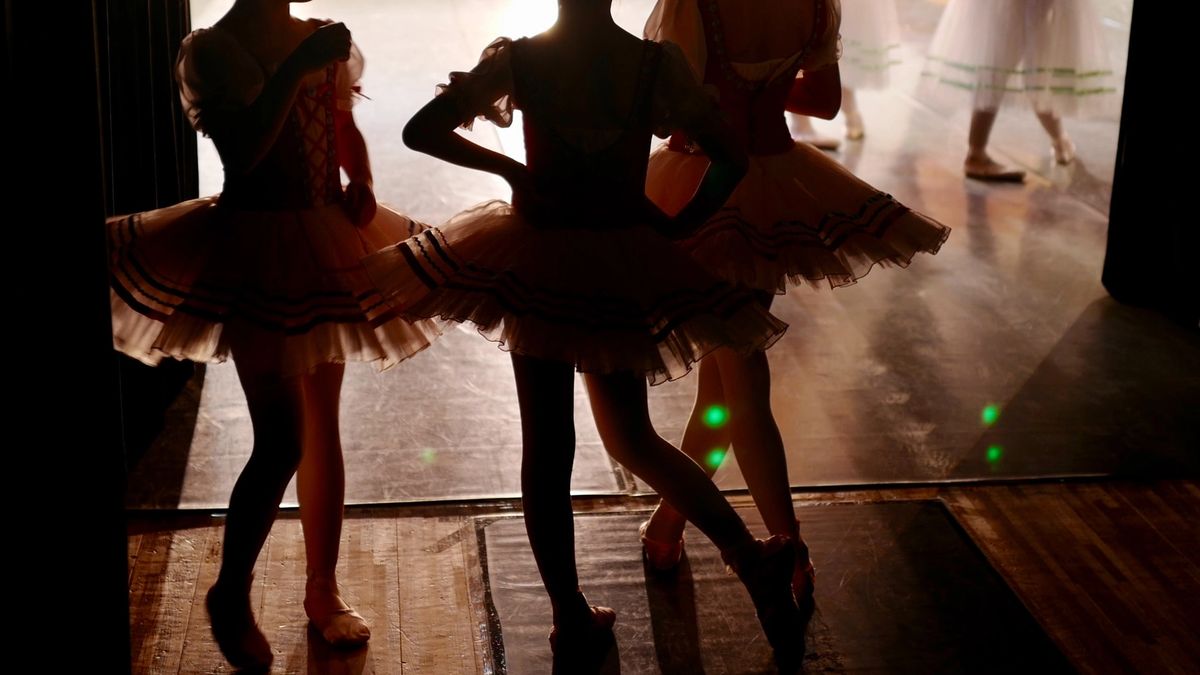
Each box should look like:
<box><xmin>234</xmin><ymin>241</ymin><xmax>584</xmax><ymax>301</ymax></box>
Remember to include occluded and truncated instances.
<box><xmin>127</xmin><ymin>480</ymin><xmax>1200</xmax><ymax>674</ymax></box>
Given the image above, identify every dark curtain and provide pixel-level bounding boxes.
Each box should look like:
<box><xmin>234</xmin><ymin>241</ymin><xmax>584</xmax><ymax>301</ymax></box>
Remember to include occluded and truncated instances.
<box><xmin>97</xmin><ymin>0</ymin><xmax>197</xmax><ymax>468</ymax></box>
<box><xmin>1103</xmin><ymin>1</ymin><xmax>1199</xmax><ymax>326</ymax></box>
<box><xmin>97</xmin><ymin>0</ymin><xmax>196</xmax><ymax>213</ymax></box>
<box><xmin>5</xmin><ymin>0</ymin><xmax>131</xmax><ymax>670</ymax></box>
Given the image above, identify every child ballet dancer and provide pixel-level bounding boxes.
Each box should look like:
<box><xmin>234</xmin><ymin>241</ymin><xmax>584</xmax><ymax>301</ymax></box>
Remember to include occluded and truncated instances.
<box><xmin>365</xmin><ymin>0</ymin><xmax>805</xmax><ymax>669</ymax></box>
<box><xmin>920</xmin><ymin>0</ymin><xmax>1120</xmax><ymax>181</ymax></box>
<box><xmin>641</xmin><ymin>0</ymin><xmax>950</xmax><ymax>603</ymax></box>
<box><xmin>106</xmin><ymin>1</ymin><xmax>441</xmax><ymax>668</ymax></box>
<box><xmin>789</xmin><ymin>0</ymin><xmax>903</xmax><ymax>143</ymax></box>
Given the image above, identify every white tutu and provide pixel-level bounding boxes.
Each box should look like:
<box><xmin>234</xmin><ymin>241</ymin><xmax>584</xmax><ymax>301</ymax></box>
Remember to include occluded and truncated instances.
<box><xmin>920</xmin><ymin>0</ymin><xmax>1119</xmax><ymax>116</ymax></box>
<box><xmin>840</xmin><ymin>0</ymin><xmax>902</xmax><ymax>90</ymax></box>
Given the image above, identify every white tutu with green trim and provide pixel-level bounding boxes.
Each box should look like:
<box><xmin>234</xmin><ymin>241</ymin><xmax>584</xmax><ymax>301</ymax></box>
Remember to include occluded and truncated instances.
<box><xmin>920</xmin><ymin>0</ymin><xmax>1120</xmax><ymax>117</ymax></box>
<box><xmin>840</xmin><ymin>0</ymin><xmax>903</xmax><ymax>90</ymax></box>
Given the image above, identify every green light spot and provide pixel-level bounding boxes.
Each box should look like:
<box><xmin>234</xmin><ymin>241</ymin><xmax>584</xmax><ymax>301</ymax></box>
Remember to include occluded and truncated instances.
<box><xmin>981</xmin><ymin>404</ymin><xmax>1000</xmax><ymax>427</ymax></box>
<box><xmin>421</xmin><ymin>448</ymin><xmax>437</xmax><ymax>465</ymax></box>
<box><xmin>986</xmin><ymin>445</ymin><xmax>1003</xmax><ymax>463</ymax></box>
<box><xmin>706</xmin><ymin>448</ymin><xmax>727</xmax><ymax>470</ymax></box>
<box><xmin>703</xmin><ymin>405</ymin><xmax>729</xmax><ymax>428</ymax></box>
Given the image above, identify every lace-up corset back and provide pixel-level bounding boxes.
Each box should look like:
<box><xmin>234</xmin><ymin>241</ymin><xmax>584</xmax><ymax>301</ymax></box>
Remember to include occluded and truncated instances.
<box><xmin>223</xmin><ymin>64</ymin><xmax>342</xmax><ymax>210</ymax></box>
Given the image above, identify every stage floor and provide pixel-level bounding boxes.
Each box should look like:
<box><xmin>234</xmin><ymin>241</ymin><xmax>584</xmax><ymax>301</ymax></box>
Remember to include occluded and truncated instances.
<box><xmin>126</xmin><ymin>481</ymin><xmax>1200</xmax><ymax>674</ymax></box>
<box><xmin>122</xmin><ymin>0</ymin><xmax>1199</xmax><ymax>512</ymax></box>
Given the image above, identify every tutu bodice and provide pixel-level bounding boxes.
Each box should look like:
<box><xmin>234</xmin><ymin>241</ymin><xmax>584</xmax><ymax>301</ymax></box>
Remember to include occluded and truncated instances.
<box><xmin>177</xmin><ymin>24</ymin><xmax>363</xmax><ymax>210</ymax></box>
<box><xmin>649</xmin><ymin>0</ymin><xmax>842</xmax><ymax>156</ymax></box>
<box><xmin>219</xmin><ymin>66</ymin><xmax>343</xmax><ymax>210</ymax></box>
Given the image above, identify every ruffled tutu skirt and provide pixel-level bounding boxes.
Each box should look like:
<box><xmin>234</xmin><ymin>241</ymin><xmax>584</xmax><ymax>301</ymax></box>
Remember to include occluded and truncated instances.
<box><xmin>108</xmin><ymin>196</ymin><xmax>443</xmax><ymax>375</ymax></box>
<box><xmin>840</xmin><ymin>0</ymin><xmax>903</xmax><ymax>90</ymax></box>
<box><xmin>645</xmin><ymin>142</ymin><xmax>950</xmax><ymax>294</ymax></box>
<box><xmin>919</xmin><ymin>0</ymin><xmax>1119</xmax><ymax>116</ymax></box>
<box><xmin>362</xmin><ymin>201</ymin><xmax>787</xmax><ymax>385</ymax></box>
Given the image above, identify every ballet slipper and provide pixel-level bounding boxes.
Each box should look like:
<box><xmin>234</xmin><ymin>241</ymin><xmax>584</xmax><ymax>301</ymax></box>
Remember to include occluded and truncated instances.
<box><xmin>789</xmin><ymin>116</ymin><xmax>842</xmax><ymax>150</ymax></box>
<box><xmin>549</xmin><ymin>601</ymin><xmax>617</xmax><ymax>672</ymax></box>
<box><xmin>725</xmin><ymin>536</ymin><xmax>805</xmax><ymax>672</ymax></box>
<box><xmin>305</xmin><ymin>576</ymin><xmax>371</xmax><ymax>648</ymax></box>
<box><xmin>787</xmin><ymin>520</ymin><xmax>816</xmax><ymax>605</ymax></box>
<box><xmin>639</xmin><ymin>519</ymin><xmax>685</xmax><ymax>571</ymax></box>
<box><xmin>964</xmin><ymin>157</ymin><xmax>1026</xmax><ymax>182</ymax></box>
<box><xmin>207</xmin><ymin>577</ymin><xmax>274</xmax><ymax>671</ymax></box>
<box><xmin>798</xmin><ymin>134</ymin><xmax>842</xmax><ymax>151</ymax></box>
<box><xmin>1052</xmin><ymin>136</ymin><xmax>1077</xmax><ymax>165</ymax></box>
<box><xmin>845</xmin><ymin>111</ymin><xmax>865</xmax><ymax>140</ymax></box>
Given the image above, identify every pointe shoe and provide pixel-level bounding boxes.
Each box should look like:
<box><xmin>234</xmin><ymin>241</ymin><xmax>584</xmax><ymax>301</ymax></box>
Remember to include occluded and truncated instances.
<box><xmin>964</xmin><ymin>158</ymin><xmax>1026</xmax><ymax>183</ymax></box>
<box><xmin>639</xmin><ymin>520</ymin><xmax>685</xmax><ymax>572</ymax></box>
<box><xmin>305</xmin><ymin>579</ymin><xmax>371</xmax><ymax>648</ymax></box>
<box><xmin>1052</xmin><ymin>136</ymin><xmax>1077</xmax><ymax>165</ymax></box>
<box><xmin>206</xmin><ymin>579</ymin><xmax>274</xmax><ymax>671</ymax></box>
<box><xmin>726</xmin><ymin>536</ymin><xmax>805</xmax><ymax>672</ymax></box>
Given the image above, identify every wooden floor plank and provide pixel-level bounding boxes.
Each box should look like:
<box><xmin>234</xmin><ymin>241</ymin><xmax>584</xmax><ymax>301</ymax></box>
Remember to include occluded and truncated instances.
<box><xmin>178</xmin><ymin>519</ymin><xmax>237</xmax><ymax>674</ymax></box>
<box><xmin>396</xmin><ymin>517</ymin><xmax>484</xmax><ymax>674</ymax></box>
<box><xmin>129</xmin><ymin>523</ymin><xmax>211</xmax><ymax>674</ymax></box>
<box><xmin>943</xmin><ymin>482</ymin><xmax>1200</xmax><ymax>675</ymax></box>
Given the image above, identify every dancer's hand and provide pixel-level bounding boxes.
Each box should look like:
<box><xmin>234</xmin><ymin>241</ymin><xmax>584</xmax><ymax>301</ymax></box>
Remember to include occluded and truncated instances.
<box><xmin>343</xmin><ymin>180</ymin><xmax>377</xmax><ymax>227</ymax></box>
<box><xmin>293</xmin><ymin>22</ymin><xmax>352</xmax><ymax>74</ymax></box>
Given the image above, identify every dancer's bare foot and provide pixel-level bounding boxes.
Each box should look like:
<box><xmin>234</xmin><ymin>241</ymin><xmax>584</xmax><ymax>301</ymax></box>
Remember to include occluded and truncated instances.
<box><xmin>305</xmin><ymin>575</ymin><xmax>371</xmax><ymax>648</ymax></box>
<box><xmin>964</xmin><ymin>152</ymin><xmax>1025</xmax><ymax>182</ymax></box>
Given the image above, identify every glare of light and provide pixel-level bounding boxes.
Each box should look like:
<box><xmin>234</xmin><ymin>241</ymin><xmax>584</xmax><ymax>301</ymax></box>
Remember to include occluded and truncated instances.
<box><xmin>500</xmin><ymin>1</ymin><xmax>559</xmax><ymax>37</ymax></box>
<box><xmin>981</xmin><ymin>404</ymin><xmax>1000</xmax><ymax>427</ymax></box>
<box><xmin>986</xmin><ymin>445</ymin><xmax>1003</xmax><ymax>464</ymax></box>
<box><xmin>706</xmin><ymin>448</ymin><xmax>727</xmax><ymax>470</ymax></box>
<box><xmin>703</xmin><ymin>405</ymin><xmax>729</xmax><ymax>428</ymax></box>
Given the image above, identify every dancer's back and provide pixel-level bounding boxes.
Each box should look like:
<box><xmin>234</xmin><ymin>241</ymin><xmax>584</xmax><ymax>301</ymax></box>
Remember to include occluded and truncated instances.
<box><xmin>649</xmin><ymin>0</ymin><xmax>841</xmax><ymax>155</ymax></box>
<box><xmin>511</xmin><ymin>30</ymin><xmax>669</xmax><ymax>212</ymax></box>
